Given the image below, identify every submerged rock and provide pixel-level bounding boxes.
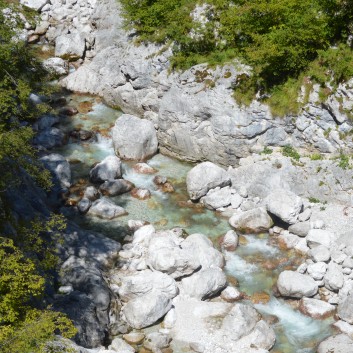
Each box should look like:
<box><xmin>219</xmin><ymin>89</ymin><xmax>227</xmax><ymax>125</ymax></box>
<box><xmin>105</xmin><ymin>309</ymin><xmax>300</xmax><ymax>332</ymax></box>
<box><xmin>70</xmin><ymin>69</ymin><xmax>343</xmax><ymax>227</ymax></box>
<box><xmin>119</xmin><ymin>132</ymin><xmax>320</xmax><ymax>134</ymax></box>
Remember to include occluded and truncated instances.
<box><xmin>131</xmin><ymin>188</ymin><xmax>151</xmax><ymax>200</ymax></box>
<box><xmin>186</xmin><ymin>162</ymin><xmax>231</xmax><ymax>201</ymax></box>
<box><xmin>112</xmin><ymin>114</ymin><xmax>158</xmax><ymax>160</ymax></box>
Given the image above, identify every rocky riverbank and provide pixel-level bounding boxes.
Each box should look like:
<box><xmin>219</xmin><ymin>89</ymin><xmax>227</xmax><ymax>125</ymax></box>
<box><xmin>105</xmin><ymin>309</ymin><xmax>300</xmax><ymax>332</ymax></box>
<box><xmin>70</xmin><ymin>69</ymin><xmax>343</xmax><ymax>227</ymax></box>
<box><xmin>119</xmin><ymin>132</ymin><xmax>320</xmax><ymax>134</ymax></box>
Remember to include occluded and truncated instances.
<box><xmin>20</xmin><ymin>0</ymin><xmax>353</xmax><ymax>166</ymax></box>
<box><xmin>10</xmin><ymin>0</ymin><xmax>353</xmax><ymax>352</ymax></box>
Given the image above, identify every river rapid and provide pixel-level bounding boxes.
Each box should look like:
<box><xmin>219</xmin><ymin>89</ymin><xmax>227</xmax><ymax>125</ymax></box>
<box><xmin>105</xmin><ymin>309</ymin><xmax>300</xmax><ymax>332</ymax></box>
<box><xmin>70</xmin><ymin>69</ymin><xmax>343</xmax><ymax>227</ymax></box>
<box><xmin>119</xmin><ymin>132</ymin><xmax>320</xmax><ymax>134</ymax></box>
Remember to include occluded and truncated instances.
<box><xmin>49</xmin><ymin>92</ymin><xmax>335</xmax><ymax>353</ymax></box>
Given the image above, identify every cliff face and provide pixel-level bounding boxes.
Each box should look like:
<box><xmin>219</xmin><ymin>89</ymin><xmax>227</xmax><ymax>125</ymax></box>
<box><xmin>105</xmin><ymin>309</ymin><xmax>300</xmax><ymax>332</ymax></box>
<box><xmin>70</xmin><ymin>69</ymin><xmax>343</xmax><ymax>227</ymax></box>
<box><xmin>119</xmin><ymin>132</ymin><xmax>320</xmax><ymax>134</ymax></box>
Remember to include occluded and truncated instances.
<box><xmin>29</xmin><ymin>0</ymin><xmax>353</xmax><ymax>166</ymax></box>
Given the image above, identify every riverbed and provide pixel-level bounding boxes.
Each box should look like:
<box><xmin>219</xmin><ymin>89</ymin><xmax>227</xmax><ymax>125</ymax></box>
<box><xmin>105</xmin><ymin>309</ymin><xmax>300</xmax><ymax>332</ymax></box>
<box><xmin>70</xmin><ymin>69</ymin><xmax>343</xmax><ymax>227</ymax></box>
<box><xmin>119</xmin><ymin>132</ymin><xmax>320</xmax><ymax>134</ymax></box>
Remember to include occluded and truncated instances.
<box><xmin>52</xmin><ymin>93</ymin><xmax>334</xmax><ymax>353</ymax></box>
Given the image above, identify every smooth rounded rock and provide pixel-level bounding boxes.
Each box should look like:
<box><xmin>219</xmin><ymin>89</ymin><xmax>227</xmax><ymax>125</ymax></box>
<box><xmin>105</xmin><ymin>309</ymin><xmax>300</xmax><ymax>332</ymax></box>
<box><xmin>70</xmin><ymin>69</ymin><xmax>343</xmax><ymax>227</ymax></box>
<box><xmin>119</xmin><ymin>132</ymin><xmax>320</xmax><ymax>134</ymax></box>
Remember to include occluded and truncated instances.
<box><xmin>299</xmin><ymin>298</ymin><xmax>336</xmax><ymax>319</ymax></box>
<box><xmin>265</xmin><ymin>189</ymin><xmax>303</xmax><ymax>224</ymax></box>
<box><xmin>277</xmin><ymin>270</ymin><xmax>318</xmax><ymax>298</ymax></box>
<box><xmin>89</xmin><ymin>156</ymin><xmax>122</xmax><ymax>184</ymax></box>
<box><xmin>307</xmin><ymin>229</ymin><xmax>335</xmax><ymax>249</ymax></box>
<box><xmin>186</xmin><ymin>162</ymin><xmax>231</xmax><ymax>201</ymax></box>
<box><xmin>180</xmin><ymin>267</ymin><xmax>227</xmax><ymax>300</ymax></box>
<box><xmin>122</xmin><ymin>291</ymin><xmax>172</xmax><ymax>329</ymax></box>
<box><xmin>112</xmin><ymin>114</ymin><xmax>158</xmax><ymax>161</ymax></box>
<box><xmin>88</xmin><ymin>198</ymin><xmax>127</xmax><ymax>219</ymax></box>
<box><xmin>221</xmin><ymin>230</ymin><xmax>239</xmax><ymax>251</ymax></box>
<box><xmin>229</xmin><ymin>207</ymin><xmax>273</xmax><ymax>233</ymax></box>
<box><xmin>317</xmin><ymin>334</ymin><xmax>353</xmax><ymax>353</ymax></box>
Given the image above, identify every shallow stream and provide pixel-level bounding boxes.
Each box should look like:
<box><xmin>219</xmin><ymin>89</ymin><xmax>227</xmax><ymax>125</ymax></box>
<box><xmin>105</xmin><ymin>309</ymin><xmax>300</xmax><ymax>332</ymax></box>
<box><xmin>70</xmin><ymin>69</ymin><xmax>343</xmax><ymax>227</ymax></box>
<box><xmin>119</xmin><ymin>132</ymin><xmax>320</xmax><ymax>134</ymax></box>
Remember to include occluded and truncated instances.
<box><xmin>52</xmin><ymin>94</ymin><xmax>334</xmax><ymax>353</ymax></box>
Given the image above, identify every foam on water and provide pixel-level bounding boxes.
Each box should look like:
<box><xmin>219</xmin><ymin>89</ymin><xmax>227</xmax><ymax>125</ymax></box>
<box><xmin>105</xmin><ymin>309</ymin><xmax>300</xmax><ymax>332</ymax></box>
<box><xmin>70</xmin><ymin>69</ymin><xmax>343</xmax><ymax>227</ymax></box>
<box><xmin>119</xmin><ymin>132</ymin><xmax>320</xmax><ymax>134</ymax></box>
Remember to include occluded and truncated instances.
<box><xmin>255</xmin><ymin>297</ymin><xmax>333</xmax><ymax>352</ymax></box>
<box><xmin>242</xmin><ymin>234</ymin><xmax>279</xmax><ymax>256</ymax></box>
<box><xmin>224</xmin><ymin>252</ymin><xmax>258</xmax><ymax>279</ymax></box>
<box><xmin>51</xmin><ymin>93</ymin><xmax>334</xmax><ymax>353</ymax></box>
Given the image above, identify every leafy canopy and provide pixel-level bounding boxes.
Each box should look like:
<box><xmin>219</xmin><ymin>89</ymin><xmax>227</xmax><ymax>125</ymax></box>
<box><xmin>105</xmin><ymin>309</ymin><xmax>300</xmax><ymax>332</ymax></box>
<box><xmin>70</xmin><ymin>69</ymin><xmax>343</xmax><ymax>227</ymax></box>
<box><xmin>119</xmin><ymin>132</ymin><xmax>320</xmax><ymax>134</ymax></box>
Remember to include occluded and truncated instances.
<box><xmin>0</xmin><ymin>2</ymin><xmax>76</xmax><ymax>352</ymax></box>
<box><xmin>120</xmin><ymin>0</ymin><xmax>353</xmax><ymax>114</ymax></box>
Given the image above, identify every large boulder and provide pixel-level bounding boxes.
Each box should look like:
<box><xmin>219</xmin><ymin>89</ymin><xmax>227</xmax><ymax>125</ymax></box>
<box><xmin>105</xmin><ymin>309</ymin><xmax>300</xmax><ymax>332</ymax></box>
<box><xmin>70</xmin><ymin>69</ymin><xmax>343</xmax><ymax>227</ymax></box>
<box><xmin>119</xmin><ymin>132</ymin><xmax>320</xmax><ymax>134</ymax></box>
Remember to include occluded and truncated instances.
<box><xmin>122</xmin><ymin>291</ymin><xmax>172</xmax><ymax>329</ymax></box>
<box><xmin>229</xmin><ymin>207</ymin><xmax>273</xmax><ymax>233</ymax></box>
<box><xmin>89</xmin><ymin>156</ymin><xmax>122</xmax><ymax>184</ymax></box>
<box><xmin>180</xmin><ymin>267</ymin><xmax>227</xmax><ymax>300</ymax></box>
<box><xmin>277</xmin><ymin>270</ymin><xmax>318</xmax><ymax>298</ymax></box>
<box><xmin>112</xmin><ymin>114</ymin><xmax>158</xmax><ymax>160</ymax></box>
<box><xmin>221</xmin><ymin>303</ymin><xmax>260</xmax><ymax>341</ymax></box>
<box><xmin>186</xmin><ymin>162</ymin><xmax>231</xmax><ymax>200</ymax></box>
<box><xmin>33</xmin><ymin>114</ymin><xmax>60</xmax><ymax>131</ymax></box>
<box><xmin>55</xmin><ymin>32</ymin><xmax>86</xmax><ymax>60</ymax></box>
<box><xmin>200</xmin><ymin>186</ymin><xmax>233</xmax><ymax>210</ymax></box>
<box><xmin>118</xmin><ymin>270</ymin><xmax>178</xmax><ymax>302</ymax></box>
<box><xmin>88</xmin><ymin>198</ymin><xmax>127</xmax><ymax>219</ymax></box>
<box><xmin>33</xmin><ymin>127</ymin><xmax>66</xmax><ymax>149</ymax></box>
<box><xmin>40</xmin><ymin>153</ymin><xmax>71</xmax><ymax>188</ymax></box>
<box><xmin>317</xmin><ymin>334</ymin><xmax>353</xmax><ymax>353</ymax></box>
<box><xmin>182</xmin><ymin>233</ymin><xmax>225</xmax><ymax>269</ymax></box>
<box><xmin>147</xmin><ymin>236</ymin><xmax>201</xmax><ymax>279</ymax></box>
<box><xmin>264</xmin><ymin>189</ymin><xmax>303</xmax><ymax>224</ymax></box>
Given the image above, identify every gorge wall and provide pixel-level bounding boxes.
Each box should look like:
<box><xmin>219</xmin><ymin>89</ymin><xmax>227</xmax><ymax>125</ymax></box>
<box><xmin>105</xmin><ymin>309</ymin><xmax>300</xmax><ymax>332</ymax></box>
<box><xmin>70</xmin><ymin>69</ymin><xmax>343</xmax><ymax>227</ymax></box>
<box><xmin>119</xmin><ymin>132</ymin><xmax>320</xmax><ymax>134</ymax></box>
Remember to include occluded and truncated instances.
<box><xmin>28</xmin><ymin>0</ymin><xmax>353</xmax><ymax>166</ymax></box>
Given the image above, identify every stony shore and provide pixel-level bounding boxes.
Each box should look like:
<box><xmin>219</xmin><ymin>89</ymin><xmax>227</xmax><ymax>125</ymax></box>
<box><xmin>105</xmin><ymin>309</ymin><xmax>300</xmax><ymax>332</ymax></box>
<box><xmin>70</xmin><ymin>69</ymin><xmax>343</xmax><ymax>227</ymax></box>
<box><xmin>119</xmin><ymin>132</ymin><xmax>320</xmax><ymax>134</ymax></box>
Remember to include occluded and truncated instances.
<box><xmin>11</xmin><ymin>0</ymin><xmax>353</xmax><ymax>352</ymax></box>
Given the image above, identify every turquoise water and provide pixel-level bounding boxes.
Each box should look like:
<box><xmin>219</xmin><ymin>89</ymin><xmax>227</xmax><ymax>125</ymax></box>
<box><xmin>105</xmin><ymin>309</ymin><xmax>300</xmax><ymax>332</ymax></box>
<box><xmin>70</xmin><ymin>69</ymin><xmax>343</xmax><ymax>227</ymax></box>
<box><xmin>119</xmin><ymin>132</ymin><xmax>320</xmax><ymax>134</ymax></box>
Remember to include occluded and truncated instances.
<box><xmin>52</xmin><ymin>94</ymin><xmax>334</xmax><ymax>353</ymax></box>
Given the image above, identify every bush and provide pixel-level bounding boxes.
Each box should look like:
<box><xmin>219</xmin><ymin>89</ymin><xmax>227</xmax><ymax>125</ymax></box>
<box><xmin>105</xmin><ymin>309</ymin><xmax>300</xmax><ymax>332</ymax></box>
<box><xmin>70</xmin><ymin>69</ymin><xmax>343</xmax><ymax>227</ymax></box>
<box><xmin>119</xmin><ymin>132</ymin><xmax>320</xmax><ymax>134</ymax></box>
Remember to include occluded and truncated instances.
<box><xmin>120</xmin><ymin>0</ymin><xmax>353</xmax><ymax>113</ymax></box>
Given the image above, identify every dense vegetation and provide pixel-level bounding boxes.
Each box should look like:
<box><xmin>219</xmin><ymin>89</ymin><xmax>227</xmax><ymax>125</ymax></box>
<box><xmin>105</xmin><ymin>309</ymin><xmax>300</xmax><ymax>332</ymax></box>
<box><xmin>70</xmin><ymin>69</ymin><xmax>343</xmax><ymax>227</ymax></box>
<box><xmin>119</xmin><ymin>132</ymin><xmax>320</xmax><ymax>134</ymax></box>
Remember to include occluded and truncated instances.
<box><xmin>120</xmin><ymin>0</ymin><xmax>353</xmax><ymax>115</ymax></box>
<box><xmin>0</xmin><ymin>1</ymin><xmax>76</xmax><ymax>352</ymax></box>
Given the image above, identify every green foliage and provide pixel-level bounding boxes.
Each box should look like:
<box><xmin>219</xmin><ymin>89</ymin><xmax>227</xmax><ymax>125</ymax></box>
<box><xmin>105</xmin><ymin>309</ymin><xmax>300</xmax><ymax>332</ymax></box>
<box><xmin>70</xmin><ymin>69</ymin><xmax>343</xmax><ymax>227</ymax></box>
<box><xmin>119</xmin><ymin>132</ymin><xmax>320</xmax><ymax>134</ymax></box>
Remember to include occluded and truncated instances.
<box><xmin>310</xmin><ymin>153</ymin><xmax>323</xmax><ymax>161</ymax></box>
<box><xmin>282</xmin><ymin>145</ymin><xmax>300</xmax><ymax>161</ymax></box>
<box><xmin>120</xmin><ymin>0</ymin><xmax>353</xmax><ymax>113</ymax></box>
<box><xmin>338</xmin><ymin>152</ymin><xmax>350</xmax><ymax>169</ymax></box>
<box><xmin>261</xmin><ymin>146</ymin><xmax>273</xmax><ymax>155</ymax></box>
<box><xmin>0</xmin><ymin>2</ymin><xmax>76</xmax><ymax>351</ymax></box>
<box><xmin>0</xmin><ymin>216</ymin><xmax>76</xmax><ymax>353</ymax></box>
<box><xmin>0</xmin><ymin>0</ymin><xmax>53</xmax><ymax>193</ymax></box>
<box><xmin>308</xmin><ymin>197</ymin><xmax>321</xmax><ymax>203</ymax></box>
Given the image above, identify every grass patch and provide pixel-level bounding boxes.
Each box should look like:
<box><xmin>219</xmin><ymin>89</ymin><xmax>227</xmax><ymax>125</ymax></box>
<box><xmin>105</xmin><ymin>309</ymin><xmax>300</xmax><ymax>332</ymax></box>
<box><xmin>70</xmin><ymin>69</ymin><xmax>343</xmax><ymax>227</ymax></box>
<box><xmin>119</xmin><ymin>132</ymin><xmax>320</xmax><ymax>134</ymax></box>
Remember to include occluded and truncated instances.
<box><xmin>308</xmin><ymin>197</ymin><xmax>321</xmax><ymax>203</ymax></box>
<box><xmin>282</xmin><ymin>145</ymin><xmax>300</xmax><ymax>161</ymax></box>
